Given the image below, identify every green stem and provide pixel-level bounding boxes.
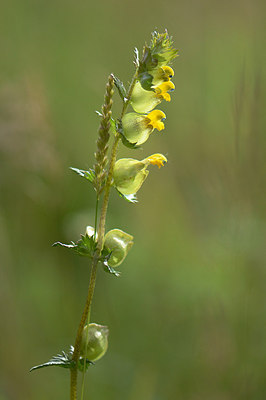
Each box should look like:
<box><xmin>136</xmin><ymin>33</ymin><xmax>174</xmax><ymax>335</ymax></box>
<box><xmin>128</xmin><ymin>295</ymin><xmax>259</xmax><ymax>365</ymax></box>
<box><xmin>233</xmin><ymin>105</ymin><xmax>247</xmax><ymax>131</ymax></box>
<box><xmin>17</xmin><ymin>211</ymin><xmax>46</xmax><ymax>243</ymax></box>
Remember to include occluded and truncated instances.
<box><xmin>94</xmin><ymin>196</ymin><xmax>99</xmax><ymax>239</ymax></box>
<box><xmin>69</xmin><ymin>136</ymin><xmax>120</xmax><ymax>400</ymax></box>
<box><xmin>80</xmin><ymin>195</ymin><xmax>99</xmax><ymax>400</ymax></box>
<box><xmin>70</xmin><ymin>68</ymin><xmax>138</xmax><ymax>400</ymax></box>
<box><xmin>70</xmin><ymin>258</ymin><xmax>98</xmax><ymax>400</ymax></box>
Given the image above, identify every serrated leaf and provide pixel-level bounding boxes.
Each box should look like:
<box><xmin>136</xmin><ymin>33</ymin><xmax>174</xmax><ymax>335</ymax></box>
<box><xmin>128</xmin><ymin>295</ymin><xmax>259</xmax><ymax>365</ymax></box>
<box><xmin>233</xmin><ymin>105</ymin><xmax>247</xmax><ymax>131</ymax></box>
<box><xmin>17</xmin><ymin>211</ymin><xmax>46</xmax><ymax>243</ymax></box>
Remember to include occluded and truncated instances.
<box><xmin>53</xmin><ymin>241</ymin><xmax>76</xmax><ymax>249</ymax></box>
<box><xmin>30</xmin><ymin>347</ymin><xmax>94</xmax><ymax>373</ymax></box>
<box><xmin>75</xmin><ymin>234</ymin><xmax>96</xmax><ymax>257</ymax></box>
<box><xmin>116</xmin><ymin>189</ymin><xmax>138</xmax><ymax>203</ymax></box>
<box><xmin>113</xmin><ymin>75</ymin><xmax>127</xmax><ymax>102</ymax></box>
<box><xmin>30</xmin><ymin>351</ymin><xmax>73</xmax><ymax>372</ymax></box>
<box><xmin>70</xmin><ymin>167</ymin><xmax>95</xmax><ymax>183</ymax></box>
<box><xmin>116</xmin><ymin>119</ymin><xmax>140</xmax><ymax>149</ymax></box>
<box><xmin>53</xmin><ymin>234</ymin><xmax>96</xmax><ymax>258</ymax></box>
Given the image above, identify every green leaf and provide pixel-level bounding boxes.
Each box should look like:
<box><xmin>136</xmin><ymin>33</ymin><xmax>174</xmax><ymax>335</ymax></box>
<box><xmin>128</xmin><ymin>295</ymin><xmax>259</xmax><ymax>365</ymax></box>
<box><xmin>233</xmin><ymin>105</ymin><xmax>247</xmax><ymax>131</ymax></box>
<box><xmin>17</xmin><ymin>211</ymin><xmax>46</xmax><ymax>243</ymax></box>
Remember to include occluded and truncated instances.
<box><xmin>75</xmin><ymin>234</ymin><xmax>96</xmax><ymax>257</ymax></box>
<box><xmin>53</xmin><ymin>234</ymin><xmax>96</xmax><ymax>258</ymax></box>
<box><xmin>30</xmin><ymin>347</ymin><xmax>94</xmax><ymax>373</ymax></box>
<box><xmin>116</xmin><ymin>119</ymin><xmax>141</xmax><ymax>149</ymax></box>
<box><xmin>52</xmin><ymin>241</ymin><xmax>76</xmax><ymax>249</ymax></box>
<box><xmin>70</xmin><ymin>167</ymin><xmax>95</xmax><ymax>183</ymax></box>
<box><xmin>116</xmin><ymin>189</ymin><xmax>138</xmax><ymax>203</ymax></box>
<box><xmin>139</xmin><ymin>71</ymin><xmax>154</xmax><ymax>91</ymax></box>
<box><xmin>113</xmin><ymin>75</ymin><xmax>127</xmax><ymax>101</ymax></box>
<box><xmin>30</xmin><ymin>350</ymin><xmax>73</xmax><ymax>372</ymax></box>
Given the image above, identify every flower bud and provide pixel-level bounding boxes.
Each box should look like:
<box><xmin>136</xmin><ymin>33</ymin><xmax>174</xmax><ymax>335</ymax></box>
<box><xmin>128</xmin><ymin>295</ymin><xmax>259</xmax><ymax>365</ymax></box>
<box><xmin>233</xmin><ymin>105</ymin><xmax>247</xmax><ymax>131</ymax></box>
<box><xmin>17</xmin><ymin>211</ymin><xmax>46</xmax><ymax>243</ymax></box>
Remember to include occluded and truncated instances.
<box><xmin>80</xmin><ymin>323</ymin><xmax>109</xmax><ymax>361</ymax></box>
<box><xmin>104</xmin><ymin>229</ymin><xmax>133</xmax><ymax>267</ymax></box>
<box><xmin>122</xmin><ymin>110</ymin><xmax>166</xmax><ymax>145</ymax></box>
<box><xmin>85</xmin><ymin>225</ymin><xmax>95</xmax><ymax>237</ymax></box>
<box><xmin>138</xmin><ymin>31</ymin><xmax>178</xmax><ymax>91</ymax></box>
<box><xmin>113</xmin><ymin>154</ymin><xmax>167</xmax><ymax>195</ymax></box>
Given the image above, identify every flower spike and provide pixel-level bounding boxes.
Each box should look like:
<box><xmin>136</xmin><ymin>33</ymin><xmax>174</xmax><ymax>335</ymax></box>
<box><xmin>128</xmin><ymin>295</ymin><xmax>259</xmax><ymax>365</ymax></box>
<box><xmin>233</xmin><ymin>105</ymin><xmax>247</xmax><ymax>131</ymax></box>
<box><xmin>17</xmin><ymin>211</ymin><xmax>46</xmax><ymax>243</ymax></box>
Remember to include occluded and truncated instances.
<box><xmin>138</xmin><ymin>30</ymin><xmax>178</xmax><ymax>91</ymax></box>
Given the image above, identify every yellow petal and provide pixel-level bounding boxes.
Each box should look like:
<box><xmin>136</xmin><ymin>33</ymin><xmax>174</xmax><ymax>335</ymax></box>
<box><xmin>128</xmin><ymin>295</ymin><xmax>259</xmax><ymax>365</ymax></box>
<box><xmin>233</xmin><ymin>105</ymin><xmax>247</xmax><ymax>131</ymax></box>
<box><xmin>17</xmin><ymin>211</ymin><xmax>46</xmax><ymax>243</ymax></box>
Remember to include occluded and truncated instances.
<box><xmin>161</xmin><ymin>66</ymin><xmax>174</xmax><ymax>79</ymax></box>
<box><xmin>145</xmin><ymin>110</ymin><xmax>166</xmax><ymax>131</ymax></box>
<box><xmin>144</xmin><ymin>154</ymin><xmax>168</xmax><ymax>168</ymax></box>
<box><xmin>152</xmin><ymin>66</ymin><xmax>175</xmax><ymax>86</ymax></box>
<box><xmin>153</xmin><ymin>120</ymin><xmax>165</xmax><ymax>130</ymax></box>
<box><xmin>162</xmin><ymin>92</ymin><xmax>171</xmax><ymax>101</ymax></box>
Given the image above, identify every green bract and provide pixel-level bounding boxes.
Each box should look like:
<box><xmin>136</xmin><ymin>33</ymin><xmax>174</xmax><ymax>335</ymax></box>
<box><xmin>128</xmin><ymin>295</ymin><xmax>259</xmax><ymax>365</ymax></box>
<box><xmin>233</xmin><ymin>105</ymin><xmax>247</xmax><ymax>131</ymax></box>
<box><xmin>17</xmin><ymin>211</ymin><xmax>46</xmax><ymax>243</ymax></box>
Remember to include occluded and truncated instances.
<box><xmin>80</xmin><ymin>323</ymin><xmax>109</xmax><ymax>362</ymax></box>
<box><xmin>113</xmin><ymin>154</ymin><xmax>167</xmax><ymax>196</ymax></box>
<box><xmin>104</xmin><ymin>229</ymin><xmax>134</xmax><ymax>267</ymax></box>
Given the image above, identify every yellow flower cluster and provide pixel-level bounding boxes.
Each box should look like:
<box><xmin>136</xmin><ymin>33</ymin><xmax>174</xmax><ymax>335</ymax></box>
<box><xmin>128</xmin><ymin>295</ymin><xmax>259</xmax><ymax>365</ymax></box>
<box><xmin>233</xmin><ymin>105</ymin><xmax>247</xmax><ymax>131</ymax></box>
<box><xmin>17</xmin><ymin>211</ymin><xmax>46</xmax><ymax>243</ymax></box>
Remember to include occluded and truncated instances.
<box><xmin>114</xmin><ymin>31</ymin><xmax>177</xmax><ymax>197</ymax></box>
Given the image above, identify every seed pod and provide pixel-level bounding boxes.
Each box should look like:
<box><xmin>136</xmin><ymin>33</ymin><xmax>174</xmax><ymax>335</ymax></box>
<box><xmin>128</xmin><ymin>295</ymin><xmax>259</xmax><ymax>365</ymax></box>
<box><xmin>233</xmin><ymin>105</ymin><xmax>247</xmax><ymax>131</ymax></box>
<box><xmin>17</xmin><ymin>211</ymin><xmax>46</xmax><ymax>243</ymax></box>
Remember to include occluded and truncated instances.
<box><xmin>80</xmin><ymin>323</ymin><xmax>109</xmax><ymax>361</ymax></box>
<box><xmin>104</xmin><ymin>229</ymin><xmax>134</xmax><ymax>267</ymax></box>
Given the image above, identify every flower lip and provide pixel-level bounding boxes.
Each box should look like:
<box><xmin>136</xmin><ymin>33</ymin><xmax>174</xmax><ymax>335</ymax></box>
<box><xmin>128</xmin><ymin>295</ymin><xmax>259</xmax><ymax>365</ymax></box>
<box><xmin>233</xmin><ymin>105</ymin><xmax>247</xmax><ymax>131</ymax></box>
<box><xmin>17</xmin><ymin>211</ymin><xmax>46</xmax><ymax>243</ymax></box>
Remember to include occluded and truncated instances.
<box><xmin>161</xmin><ymin>66</ymin><xmax>174</xmax><ymax>80</ymax></box>
<box><xmin>154</xmin><ymin>81</ymin><xmax>175</xmax><ymax>102</ymax></box>
<box><xmin>146</xmin><ymin>110</ymin><xmax>166</xmax><ymax>132</ymax></box>
<box><xmin>144</xmin><ymin>153</ymin><xmax>168</xmax><ymax>168</ymax></box>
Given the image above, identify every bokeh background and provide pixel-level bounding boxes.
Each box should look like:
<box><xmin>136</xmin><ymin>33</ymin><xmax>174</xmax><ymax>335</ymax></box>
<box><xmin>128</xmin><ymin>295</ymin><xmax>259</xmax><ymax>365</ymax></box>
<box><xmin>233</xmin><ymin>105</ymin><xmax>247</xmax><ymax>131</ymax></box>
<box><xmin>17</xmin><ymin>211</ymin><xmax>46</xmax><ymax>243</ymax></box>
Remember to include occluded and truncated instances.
<box><xmin>1</xmin><ymin>0</ymin><xmax>266</xmax><ymax>399</ymax></box>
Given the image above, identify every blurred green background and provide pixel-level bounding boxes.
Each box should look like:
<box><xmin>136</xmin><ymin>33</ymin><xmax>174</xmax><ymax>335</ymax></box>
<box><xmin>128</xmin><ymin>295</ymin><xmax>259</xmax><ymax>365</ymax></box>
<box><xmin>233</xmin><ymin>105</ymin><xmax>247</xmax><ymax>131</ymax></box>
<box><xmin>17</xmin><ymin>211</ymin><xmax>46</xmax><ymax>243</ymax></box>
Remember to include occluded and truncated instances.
<box><xmin>1</xmin><ymin>0</ymin><xmax>266</xmax><ymax>399</ymax></box>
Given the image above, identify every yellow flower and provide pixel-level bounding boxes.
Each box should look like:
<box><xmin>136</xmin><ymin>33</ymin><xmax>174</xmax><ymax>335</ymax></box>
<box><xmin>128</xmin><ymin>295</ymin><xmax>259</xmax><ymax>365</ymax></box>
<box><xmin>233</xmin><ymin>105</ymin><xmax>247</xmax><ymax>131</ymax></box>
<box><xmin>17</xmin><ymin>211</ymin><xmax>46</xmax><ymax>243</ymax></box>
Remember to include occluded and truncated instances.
<box><xmin>113</xmin><ymin>154</ymin><xmax>167</xmax><ymax>195</ymax></box>
<box><xmin>152</xmin><ymin>66</ymin><xmax>174</xmax><ymax>86</ymax></box>
<box><xmin>154</xmin><ymin>81</ymin><xmax>175</xmax><ymax>102</ymax></box>
<box><xmin>131</xmin><ymin>81</ymin><xmax>175</xmax><ymax>113</ymax></box>
<box><xmin>122</xmin><ymin>109</ymin><xmax>166</xmax><ymax>145</ymax></box>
